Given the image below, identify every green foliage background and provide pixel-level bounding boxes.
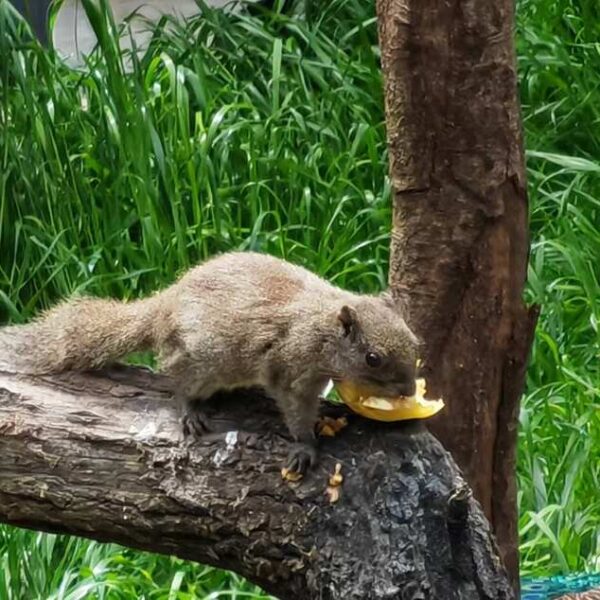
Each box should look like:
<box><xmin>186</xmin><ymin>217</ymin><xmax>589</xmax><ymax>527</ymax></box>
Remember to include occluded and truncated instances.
<box><xmin>0</xmin><ymin>0</ymin><xmax>598</xmax><ymax>596</ymax></box>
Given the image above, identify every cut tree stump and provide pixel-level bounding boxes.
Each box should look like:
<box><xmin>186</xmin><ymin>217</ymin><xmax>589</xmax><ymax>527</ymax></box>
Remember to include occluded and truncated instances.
<box><xmin>0</xmin><ymin>366</ymin><xmax>514</xmax><ymax>600</ymax></box>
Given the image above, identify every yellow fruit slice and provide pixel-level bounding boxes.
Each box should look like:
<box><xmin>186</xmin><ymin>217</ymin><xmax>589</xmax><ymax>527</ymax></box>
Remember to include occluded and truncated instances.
<box><xmin>334</xmin><ymin>378</ymin><xmax>444</xmax><ymax>422</ymax></box>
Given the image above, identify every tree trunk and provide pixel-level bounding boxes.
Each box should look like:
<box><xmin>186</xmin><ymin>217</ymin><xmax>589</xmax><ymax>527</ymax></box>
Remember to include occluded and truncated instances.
<box><xmin>376</xmin><ymin>0</ymin><xmax>539</xmax><ymax>591</ymax></box>
<box><xmin>0</xmin><ymin>366</ymin><xmax>514</xmax><ymax>600</ymax></box>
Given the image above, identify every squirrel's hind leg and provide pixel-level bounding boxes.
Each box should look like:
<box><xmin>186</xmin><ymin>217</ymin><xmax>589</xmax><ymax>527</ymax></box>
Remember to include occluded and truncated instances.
<box><xmin>161</xmin><ymin>351</ymin><xmax>218</xmax><ymax>438</ymax></box>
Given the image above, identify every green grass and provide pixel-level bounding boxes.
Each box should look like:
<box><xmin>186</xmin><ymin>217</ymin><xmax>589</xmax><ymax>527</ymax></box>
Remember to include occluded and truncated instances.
<box><xmin>0</xmin><ymin>0</ymin><xmax>598</xmax><ymax>595</ymax></box>
<box><xmin>0</xmin><ymin>526</ymin><xmax>271</xmax><ymax>599</ymax></box>
<box><xmin>516</xmin><ymin>0</ymin><xmax>600</xmax><ymax>575</ymax></box>
<box><xmin>0</xmin><ymin>0</ymin><xmax>389</xmax><ymax>321</ymax></box>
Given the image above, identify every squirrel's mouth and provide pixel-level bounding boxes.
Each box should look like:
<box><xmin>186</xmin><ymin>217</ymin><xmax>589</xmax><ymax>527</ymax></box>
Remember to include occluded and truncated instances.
<box><xmin>355</xmin><ymin>377</ymin><xmax>416</xmax><ymax>399</ymax></box>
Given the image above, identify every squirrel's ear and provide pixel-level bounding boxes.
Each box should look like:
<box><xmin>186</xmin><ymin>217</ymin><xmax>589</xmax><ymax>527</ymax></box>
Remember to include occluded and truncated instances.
<box><xmin>338</xmin><ymin>305</ymin><xmax>359</xmax><ymax>338</ymax></box>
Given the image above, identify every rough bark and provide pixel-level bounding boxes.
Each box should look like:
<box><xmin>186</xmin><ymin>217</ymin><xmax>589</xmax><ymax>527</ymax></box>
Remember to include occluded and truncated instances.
<box><xmin>376</xmin><ymin>0</ymin><xmax>539</xmax><ymax>592</ymax></box>
<box><xmin>0</xmin><ymin>366</ymin><xmax>514</xmax><ymax>600</ymax></box>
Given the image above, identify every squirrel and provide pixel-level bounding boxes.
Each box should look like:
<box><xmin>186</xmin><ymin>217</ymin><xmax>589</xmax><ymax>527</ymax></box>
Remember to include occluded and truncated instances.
<box><xmin>0</xmin><ymin>251</ymin><xmax>419</xmax><ymax>474</ymax></box>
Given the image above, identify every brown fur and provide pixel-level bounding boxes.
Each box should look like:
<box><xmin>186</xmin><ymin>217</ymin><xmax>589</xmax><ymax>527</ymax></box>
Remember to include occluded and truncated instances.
<box><xmin>262</xmin><ymin>275</ymin><xmax>304</xmax><ymax>305</ymax></box>
<box><xmin>0</xmin><ymin>251</ymin><xmax>418</xmax><ymax>468</ymax></box>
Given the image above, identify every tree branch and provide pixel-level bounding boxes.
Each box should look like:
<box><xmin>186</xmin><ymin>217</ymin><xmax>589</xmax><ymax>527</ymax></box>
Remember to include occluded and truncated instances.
<box><xmin>0</xmin><ymin>366</ymin><xmax>513</xmax><ymax>600</ymax></box>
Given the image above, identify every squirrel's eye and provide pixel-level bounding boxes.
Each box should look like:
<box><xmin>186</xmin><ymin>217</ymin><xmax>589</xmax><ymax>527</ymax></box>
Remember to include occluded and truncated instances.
<box><xmin>365</xmin><ymin>352</ymin><xmax>382</xmax><ymax>368</ymax></box>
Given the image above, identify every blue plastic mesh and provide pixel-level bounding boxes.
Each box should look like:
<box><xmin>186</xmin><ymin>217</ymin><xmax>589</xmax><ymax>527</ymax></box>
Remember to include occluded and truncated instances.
<box><xmin>521</xmin><ymin>574</ymin><xmax>600</xmax><ymax>599</ymax></box>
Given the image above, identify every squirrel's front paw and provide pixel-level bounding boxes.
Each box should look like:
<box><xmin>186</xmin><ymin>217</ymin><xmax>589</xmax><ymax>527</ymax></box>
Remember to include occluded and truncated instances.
<box><xmin>284</xmin><ymin>440</ymin><xmax>318</xmax><ymax>476</ymax></box>
<box><xmin>181</xmin><ymin>400</ymin><xmax>213</xmax><ymax>437</ymax></box>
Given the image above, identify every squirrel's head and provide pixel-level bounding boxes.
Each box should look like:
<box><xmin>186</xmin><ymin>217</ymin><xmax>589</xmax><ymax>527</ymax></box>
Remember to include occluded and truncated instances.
<box><xmin>329</xmin><ymin>294</ymin><xmax>420</xmax><ymax>398</ymax></box>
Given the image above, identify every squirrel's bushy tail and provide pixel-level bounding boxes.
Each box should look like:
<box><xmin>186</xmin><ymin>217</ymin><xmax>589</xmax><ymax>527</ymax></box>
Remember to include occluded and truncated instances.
<box><xmin>0</xmin><ymin>296</ymin><xmax>161</xmax><ymax>374</ymax></box>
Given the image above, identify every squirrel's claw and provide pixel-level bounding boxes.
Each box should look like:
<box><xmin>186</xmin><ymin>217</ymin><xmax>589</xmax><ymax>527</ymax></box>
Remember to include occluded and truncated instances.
<box><xmin>182</xmin><ymin>402</ymin><xmax>213</xmax><ymax>437</ymax></box>
<box><xmin>284</xmin><ymin>441</ymin><xmax>317</xmax><ymax>476</ymax></box>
